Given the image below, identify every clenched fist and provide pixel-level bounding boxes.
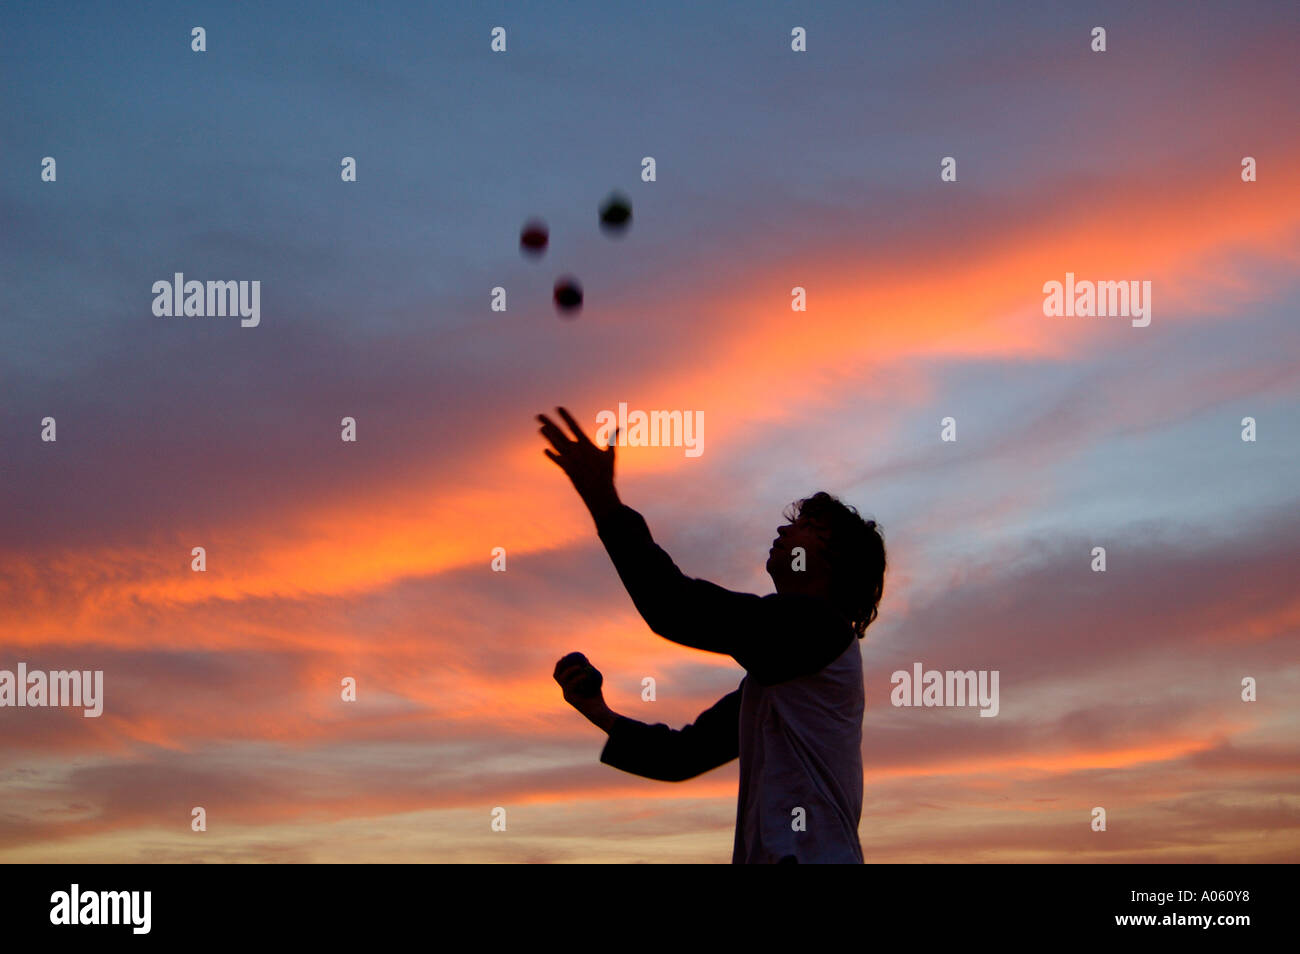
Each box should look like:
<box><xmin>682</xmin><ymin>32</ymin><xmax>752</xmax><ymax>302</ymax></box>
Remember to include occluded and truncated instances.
<box><xmin>554</xmin><ymin>651</ymin><xmax>617</xmax><ymax>733</ymax></box>
<box><xmin>554</xmin><ymin>651</ymin><xmax>603</xmax><ymax>703</ymax></box>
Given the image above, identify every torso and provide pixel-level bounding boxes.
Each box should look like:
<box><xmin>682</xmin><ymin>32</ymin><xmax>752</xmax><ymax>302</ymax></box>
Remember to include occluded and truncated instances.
<box><xmin>734</xmin><ymin>637</ymin><xmax>865</xmax><ymax>863</ymax></box>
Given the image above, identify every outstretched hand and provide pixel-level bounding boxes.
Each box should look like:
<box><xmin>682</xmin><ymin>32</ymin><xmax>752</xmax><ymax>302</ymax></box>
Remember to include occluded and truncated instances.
<box><xmin>537</xmin><ymin>406</ymin><xmax>621</xmax><ymax>518</ymax></box>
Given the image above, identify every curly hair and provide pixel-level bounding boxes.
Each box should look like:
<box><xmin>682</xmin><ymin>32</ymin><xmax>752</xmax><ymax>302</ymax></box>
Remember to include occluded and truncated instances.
<box><xmin>784</xmin><ymin>491</ymin><xmax>886</xmax><ymax>638</ymax></box>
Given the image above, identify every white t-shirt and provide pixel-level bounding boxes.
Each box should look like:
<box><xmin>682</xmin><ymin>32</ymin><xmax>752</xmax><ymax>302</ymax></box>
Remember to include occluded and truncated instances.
<box><xmin>733</xmin><ymin>636</ymin><xmax>865</xmax><ymax>863</ymax></box>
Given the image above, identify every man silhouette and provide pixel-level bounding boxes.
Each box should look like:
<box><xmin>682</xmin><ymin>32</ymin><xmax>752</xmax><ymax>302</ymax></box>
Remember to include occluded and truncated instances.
<box><xmin>540</xmin><ymin>407</ymin><xmax>886</xmax><ymax>864</ymax></box>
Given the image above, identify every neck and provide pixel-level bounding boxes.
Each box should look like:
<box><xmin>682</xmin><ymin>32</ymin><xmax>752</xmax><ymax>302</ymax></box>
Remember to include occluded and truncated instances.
<box><xmin>776</xmin><ymin>577</ymin><xmax>832</xmax><ymax>600</ymax></box>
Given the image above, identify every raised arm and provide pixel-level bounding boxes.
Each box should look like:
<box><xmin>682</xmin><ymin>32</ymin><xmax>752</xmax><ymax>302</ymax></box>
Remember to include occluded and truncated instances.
<box><xmin>538</xmin><ymin>407</ymin><xmax>853</xmax><ymax>685</ymax></box>
<box><xmin>592</xmin><ymin>504</ymin><xmax>853</xmax><ymax>683</ymax></box>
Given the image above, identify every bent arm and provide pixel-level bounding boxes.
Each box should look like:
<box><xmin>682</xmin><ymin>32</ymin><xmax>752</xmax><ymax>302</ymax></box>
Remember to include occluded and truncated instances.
<box><xmin>600</xmin><ymin>683</ymin><xmax>743</xmax><ymax>782</ymax></box>
<box><xmin>593</xmin><ymin>505</ymin><xmax>853</xmax><ymax>685</ymax></box>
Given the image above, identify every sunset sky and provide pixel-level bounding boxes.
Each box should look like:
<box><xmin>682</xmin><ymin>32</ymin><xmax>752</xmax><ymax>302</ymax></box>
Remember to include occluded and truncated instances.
<box><xmin>2</xmin><ymin>0</ymin><xmax>1297</xmax><ymax>863</ymax></box>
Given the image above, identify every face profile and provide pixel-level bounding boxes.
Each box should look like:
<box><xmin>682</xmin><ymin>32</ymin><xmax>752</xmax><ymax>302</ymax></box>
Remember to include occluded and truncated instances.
<box><xmin>766</xmin><ymin>515</ymin><xmax>831</xmax><ymax>591</ymax></box>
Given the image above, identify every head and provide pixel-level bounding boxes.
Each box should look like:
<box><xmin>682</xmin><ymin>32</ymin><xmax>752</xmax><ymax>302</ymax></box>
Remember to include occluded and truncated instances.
<box><xmin>765</xmin><ymin>491</ymin><xmax>886</xmax><ymax>637</ymax></box>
